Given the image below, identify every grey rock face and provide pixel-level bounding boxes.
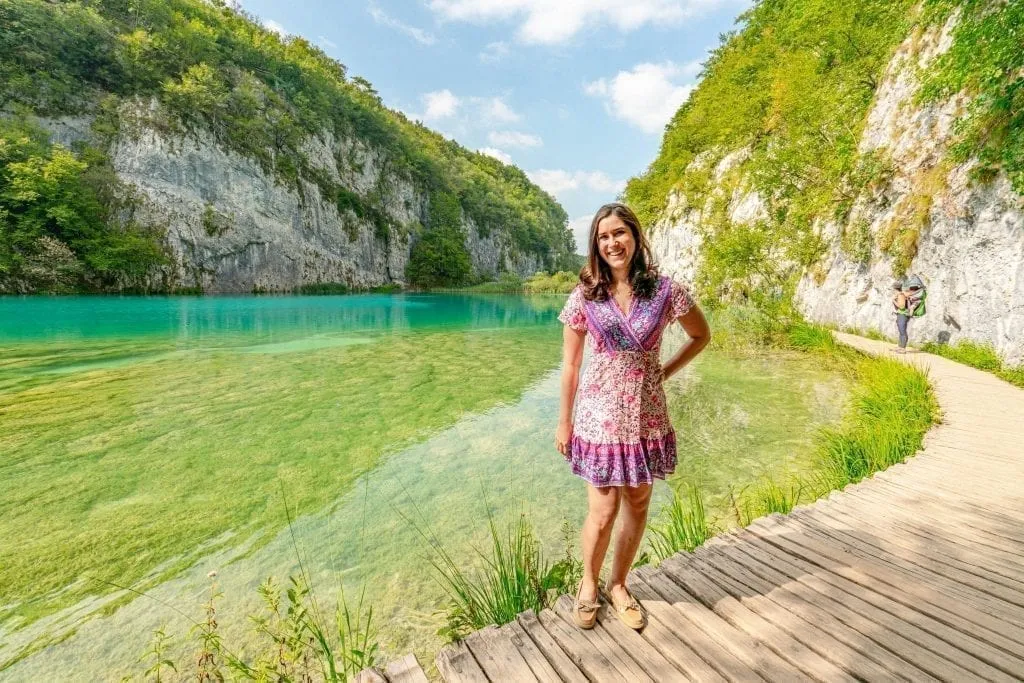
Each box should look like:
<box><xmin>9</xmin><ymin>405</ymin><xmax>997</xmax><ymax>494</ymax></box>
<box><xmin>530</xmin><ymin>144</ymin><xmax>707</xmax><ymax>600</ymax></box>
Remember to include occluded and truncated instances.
<box><xmin>38</xmin><ymin>102</ymin><xmax>550</xmax><ymax>293</ymax></box>
<box><xmin>649</xmin><ymin>15</ymin><xmax>1024</xmax><ymax>364</ymax></box>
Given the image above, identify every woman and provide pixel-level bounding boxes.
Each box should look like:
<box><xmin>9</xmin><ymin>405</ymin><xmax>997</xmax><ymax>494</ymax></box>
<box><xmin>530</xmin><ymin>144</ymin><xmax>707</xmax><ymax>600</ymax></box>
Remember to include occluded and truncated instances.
<box><xmin>555</xmin><ymin>202</ymin><xmax>710</xmax><ymax>630</ymax></box>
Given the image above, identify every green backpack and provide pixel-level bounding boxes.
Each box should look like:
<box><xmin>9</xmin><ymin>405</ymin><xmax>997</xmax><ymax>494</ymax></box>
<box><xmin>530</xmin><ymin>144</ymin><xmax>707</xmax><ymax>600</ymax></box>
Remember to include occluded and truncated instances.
<box><xmin>904</xmin><ymin>275</ymin><xmax>927</xmax><ymax>317</ymax></box>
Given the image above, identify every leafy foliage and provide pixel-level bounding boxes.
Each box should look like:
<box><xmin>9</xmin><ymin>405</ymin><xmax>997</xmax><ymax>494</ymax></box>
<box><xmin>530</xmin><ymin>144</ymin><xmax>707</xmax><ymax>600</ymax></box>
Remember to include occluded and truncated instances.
<box><xmin>0</xmin><ymin>0</ymin><xmax>572</xmax><ymax>289</ymax></box>
<box><xmin>920</xmin><ymin>0</ymin><xmax>1024</xmax><ymax>192</ymax></box>
<box><xmin>625</xmin><ymin>0</ymin><xmax>917</xmax><ymax>308</ymax></box>
<box><xmin>406</xmin><ymin>192</ymin><xmax>472</xmax><ymax>287</ymax></box>
<box><xmin>0</xmin><ymin>117</ymin><xmax>166</xmax><ymax>291</ymax></box>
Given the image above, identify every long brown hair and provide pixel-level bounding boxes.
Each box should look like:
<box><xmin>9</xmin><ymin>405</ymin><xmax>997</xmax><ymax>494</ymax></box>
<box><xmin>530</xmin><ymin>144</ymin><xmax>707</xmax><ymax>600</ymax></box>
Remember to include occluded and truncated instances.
<box><xmin>580</xmin><ymin>202</ymin><xmax>659</xmax><ymax>301</ymax></box>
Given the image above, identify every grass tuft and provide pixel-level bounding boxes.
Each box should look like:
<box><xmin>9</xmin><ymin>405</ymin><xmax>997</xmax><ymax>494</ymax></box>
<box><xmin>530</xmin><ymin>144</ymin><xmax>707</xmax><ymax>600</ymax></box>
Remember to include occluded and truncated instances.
<box><xmin>647</xmin><ymin>484</ymin><xmax>716</xmax><ymax>561</ymax></box>
<box><xmin>816</xmin><ymin>357</ymin><xmax>937</xmax><ymax>488</ymax></box>
<box><xmin>732</xmin><ymin>478</ymin><xmax>806</xmax><ymax>527</ymax></box>
<box><xmin>411</xmin><ymin>508</ymin><xmax>580</xmax><ymax>642</ymax></box>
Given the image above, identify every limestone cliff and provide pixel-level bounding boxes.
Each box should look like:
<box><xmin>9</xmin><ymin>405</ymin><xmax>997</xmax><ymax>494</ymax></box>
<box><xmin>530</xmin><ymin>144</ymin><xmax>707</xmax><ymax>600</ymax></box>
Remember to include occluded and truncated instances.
<box><xmin>39</xmin><ymin>105</ymin><xmax>544</xmax><ymax>294</ymax></box>
<box><xmin>647</xmin><ymin>12</ymin><xmax>1024</xmax><ymax>364</ymax></box>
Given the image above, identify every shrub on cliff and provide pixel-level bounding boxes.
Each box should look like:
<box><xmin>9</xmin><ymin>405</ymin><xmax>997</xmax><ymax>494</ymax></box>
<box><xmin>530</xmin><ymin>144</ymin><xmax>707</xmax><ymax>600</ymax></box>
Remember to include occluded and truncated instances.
<box><xmin>0</xmin><ymin>117</ymin><xmax>166</xmax><ymax>292</ymax></box>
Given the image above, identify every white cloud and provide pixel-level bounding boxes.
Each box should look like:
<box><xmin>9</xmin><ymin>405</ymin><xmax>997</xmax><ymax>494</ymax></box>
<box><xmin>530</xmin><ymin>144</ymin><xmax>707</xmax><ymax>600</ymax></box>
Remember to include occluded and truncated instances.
<box><xmin>479</xmin><ymin>147</ymin><xmax>514</xmax><ymax>164</ymax></box>
<box><xmin>422</xmin><ymin>89</ymin><xmax>461</xmax><ymax>119</ymax></box>
<box><xmin>369</xmin><ymin>4</ymin><xmax>437</xmax><ymax>45</ymax></box>
<box><xmin>427</xmin><ymin>0</ymin><xmax>740</xmax><ymax>44</ymax></box>
<box><xmin>527</xmin><ymin>169</ymin><xmax>626</xmax><ymax>197</ymax></box>
<box><xmin>480</xmin><ymin>41</ymin><xmax>511</xmax><ymax>63</ymax></box>
<box><xmin>262</xmin><ymin>19</ymin><xmax>289</xmax><ymax>37</ymax></box>
<box><xmin>318</xmin><ymin>35</ymin><xmax>337</xmax><ymax>49</ymax></box>
<box><xmin>585</xmin><ymin>61</ymin><xmax>700</xmax><ymax>134</ymax></box>
<box><xmin>569</xmin><ymin>215</ymin><xmax>594</xmax><ymax>255</ymax></box>
<box><xmin>479</xmin><ymin>96</ymin><xmax>521</xmax><ymax>124</ymax></box>
<box><xmin>488</xmin><ymin>130</ymin><xmax>542</xmax><ymax>148</ymax></box>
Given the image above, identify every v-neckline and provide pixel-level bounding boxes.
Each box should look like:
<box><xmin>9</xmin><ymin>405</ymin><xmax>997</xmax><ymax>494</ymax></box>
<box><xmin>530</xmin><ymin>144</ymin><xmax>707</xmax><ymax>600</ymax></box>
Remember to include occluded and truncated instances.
<box><xmin>610</xmin><ymin>290</ymin><xmax>634</xmax><ymax>320</ymax></box>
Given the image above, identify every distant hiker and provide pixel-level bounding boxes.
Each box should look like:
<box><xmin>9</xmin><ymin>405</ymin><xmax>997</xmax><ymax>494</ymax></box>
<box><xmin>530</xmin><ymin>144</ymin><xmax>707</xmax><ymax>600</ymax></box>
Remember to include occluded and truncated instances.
<box><xmin>555</xmin><ymin>202</ymin><xmax>711</xmax><ymax>631</ymax></box>
<box><xmin>892</xmin><ymin>274</ymin><xmax>926</xmax><ymax>354</ymax></box>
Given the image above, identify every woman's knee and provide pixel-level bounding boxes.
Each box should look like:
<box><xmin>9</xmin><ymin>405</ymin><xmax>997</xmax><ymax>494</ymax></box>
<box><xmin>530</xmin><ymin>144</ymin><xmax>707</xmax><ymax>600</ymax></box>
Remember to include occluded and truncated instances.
<box><xmin>586</xmin><ymin>488</ymin><xmax>620</xmax><ymax>532</ymax></box>
<box><xmin>621</xmin><ymin>484</ymin><xmax>653</xmax><ymax>514</ymax></box>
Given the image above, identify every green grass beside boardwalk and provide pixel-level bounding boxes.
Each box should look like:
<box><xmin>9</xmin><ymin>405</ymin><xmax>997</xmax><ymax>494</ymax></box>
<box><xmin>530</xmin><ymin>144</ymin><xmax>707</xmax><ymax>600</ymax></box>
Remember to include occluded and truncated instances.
<box><xmin>921</xmin><ymin>339</ymin><xmax>1024</xmax><ymax>389</ymax></box>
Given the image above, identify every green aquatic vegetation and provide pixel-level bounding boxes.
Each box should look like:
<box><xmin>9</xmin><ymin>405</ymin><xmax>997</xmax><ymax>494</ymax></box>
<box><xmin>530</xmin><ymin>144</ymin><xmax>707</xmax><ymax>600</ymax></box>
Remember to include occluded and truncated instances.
<box><xmin>731</xmin><ymin>478</ymin><xmax>806</xmax><ymax>527</ymax></box>
<box><xmin>647</xmin><ymin>484</ymin><xmax>715</xmax><ymax>561</ymax></box>
<box><xmin>0</xmin><ymin>325</ymin><xmax>560</xmax><ymax>629</ymax></box>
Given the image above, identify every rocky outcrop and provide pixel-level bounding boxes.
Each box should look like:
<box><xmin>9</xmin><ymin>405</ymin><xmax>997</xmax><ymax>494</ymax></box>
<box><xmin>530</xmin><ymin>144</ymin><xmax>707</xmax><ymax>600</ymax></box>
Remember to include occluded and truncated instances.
<box><xmin>37</xmin><ymin>103</ymin><xmax>547</xmax><ymax>293</ymax></box>
<box><xmin>649</xmin><ymin>15</ymin><xmax>1024</xmax><ymax>364</ymax></box>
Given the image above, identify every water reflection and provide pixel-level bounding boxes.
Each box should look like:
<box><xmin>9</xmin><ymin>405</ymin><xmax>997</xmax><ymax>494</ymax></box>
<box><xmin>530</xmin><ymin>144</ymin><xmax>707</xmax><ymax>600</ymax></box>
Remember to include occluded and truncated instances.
<box><xmin>0</xmin><ymin>294</ymin><xmax>562</xmax><ymax>343</ymax></box>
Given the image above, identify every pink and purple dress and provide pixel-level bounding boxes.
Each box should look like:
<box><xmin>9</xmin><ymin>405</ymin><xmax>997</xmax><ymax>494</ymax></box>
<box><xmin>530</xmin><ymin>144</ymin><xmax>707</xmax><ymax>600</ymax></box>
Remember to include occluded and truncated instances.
<box><xmin>558</xmin><ymin>275</ymin><xmax>695</xmax><ymax>488</ymax></box>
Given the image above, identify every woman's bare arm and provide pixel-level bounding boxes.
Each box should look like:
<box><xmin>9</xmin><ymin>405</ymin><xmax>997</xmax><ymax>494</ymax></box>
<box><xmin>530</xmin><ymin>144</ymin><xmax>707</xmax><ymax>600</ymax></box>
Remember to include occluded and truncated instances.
<box><xmin>661</xmin><ymin>304</ymin><xmax>711</xmax><ymax>381</ymax></box>
<box><xmin>556</xmin><ymin>325</ymin><xmax>585</xmax><ymax>457</ymax></box>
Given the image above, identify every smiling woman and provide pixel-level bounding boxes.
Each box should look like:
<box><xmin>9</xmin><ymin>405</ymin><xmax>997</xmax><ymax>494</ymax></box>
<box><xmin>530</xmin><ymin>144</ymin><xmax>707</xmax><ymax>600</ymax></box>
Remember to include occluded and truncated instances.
<box><xmin>555</xmin><ymin>202</ymin><xmax>711</xmax><ymax>630</ymax></box>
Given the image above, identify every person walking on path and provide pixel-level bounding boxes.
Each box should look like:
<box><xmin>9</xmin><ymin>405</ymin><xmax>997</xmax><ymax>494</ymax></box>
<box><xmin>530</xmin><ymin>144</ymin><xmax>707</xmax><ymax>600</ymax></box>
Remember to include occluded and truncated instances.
<box><xmin>892</xmin><ymin>275</ymin><xmax>926</xmax><ymax>354</ymax></box>
<box><xmin>554</xmin><ymin>202</ymin><xmax>710</xmax><ymax>631</ymax></box>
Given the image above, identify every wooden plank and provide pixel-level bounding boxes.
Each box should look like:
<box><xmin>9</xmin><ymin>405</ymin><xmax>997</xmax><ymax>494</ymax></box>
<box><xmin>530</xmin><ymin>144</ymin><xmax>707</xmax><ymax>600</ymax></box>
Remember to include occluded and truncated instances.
<box><xmin>872</xmin><ymin>473</ymin><xmax>1024</xmax><ymax>531</ymax></box>
<box><xmin>535</xmin><ymin>606</ymin><xmax>629</xmax><ymax>682</ymax></box>
<box><xmin>501</xmin><ymin>620</ymin><xmax>566</xmax><ymax>683</ymax></box>
<box><xmin>706</xmin><ymin>538</ymin><xmax>941</xmax><ymax>682</ymax></box>
<box><xmin>747</xmin><ymin>516</ymin><xmax>1024</xmax><ymax>660</ymax></box>
<box><xmin>641</xmin><ymin>566</ymin><xmax>809</xmax><ymax>681</ymax></box>
<box><xmin>835</xmin><ymin>488</ymin><xmax>1024</xmax><ymax>574</ymax></box>
<box><xmin>692</xmin><ymin>542</ymin><xmax>922</xmax><ymax>681</ymax></box>
<box><xmin>629</xmin><ymin>569</ymin><xmax>759</xmax><ymax>682</ymax></box>
<box><xmin>436</xmin><ymin>640</ymin><xmax>488</xmax><ymax>683</ymax></box>
<box><xmin>589</xmin><ymin>600</ymin><xmax>689</xmax><ymax>681</ymax></box>
<box><xmin>659</xmin><ymin>556</ymin><xmax>857</xmax><ymax>683</ymax></box>
<box><xmin>798</xmin><ymin>505</ymin><xmax>1024</xmax><ymax>609</ymax></box>
<box><xmin>384</xmin><ymin>653</ymin><xmax>429</xmax><ymax>683</ymax></box>
<box><xmin>464</xmin><ymin>625</ymin><xmax>539</xmax><ymax>682</ymax></box>
<box><xmin>551</xmin><ymin>595</ymin><xmax>654</xmax><ymax>682</ymax></box>
<box><xmin>824</xmin><ymin>490</ymin><xmax>1024</xmax><ymax>574</ymax></box>
<box><xmin>776</xmin><ymin>509</ymin><xmax>1024</xmax><ymax>622</ymax></box>
<box><xmin>744</xmin><ymin>521</ymin><xmax>1024</xmax><ymax>680</ymax></box>
<box><xmin>353</xmin><ymin>667</ymin><xmax>388</xmax><ymax>683</ymax></box>
<box><xmin>785</xmin><ymin>506</ymin><xmax>1024</xmax><ymax>615</ymax></box>
<box><xmin>854</xmin><ymin>479</ymin><xmax>1024</xmax><ymax>552</ymax></box>
<box><xmin>515</xmin><ymin>611</ymin><xmax>588</xmax><ymax>683</ymax></box>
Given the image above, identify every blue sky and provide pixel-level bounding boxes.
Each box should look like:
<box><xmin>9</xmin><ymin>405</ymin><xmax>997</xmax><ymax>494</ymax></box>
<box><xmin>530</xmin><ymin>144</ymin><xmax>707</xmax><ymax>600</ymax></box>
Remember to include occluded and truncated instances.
<box><xmin>238</xmin><ymin>0</ymin><xmax>751</xmax><ymax>253</ymax></box>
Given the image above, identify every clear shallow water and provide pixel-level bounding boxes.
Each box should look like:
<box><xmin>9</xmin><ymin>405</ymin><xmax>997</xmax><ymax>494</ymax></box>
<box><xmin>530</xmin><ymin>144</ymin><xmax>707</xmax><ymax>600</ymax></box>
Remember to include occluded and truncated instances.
<box><xmin>0</xmin><ymin>294</ymin><xmax>846</xmax><ymax>679</ymax></box>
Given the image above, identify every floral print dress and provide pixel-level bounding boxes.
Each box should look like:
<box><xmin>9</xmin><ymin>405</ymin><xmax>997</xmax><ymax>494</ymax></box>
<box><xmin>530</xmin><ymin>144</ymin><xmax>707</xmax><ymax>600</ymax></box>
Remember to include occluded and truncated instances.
<box><xmin>558</xmin><ymin>275</ymin><xmax>695</xmax><ymax>487</ymax></box>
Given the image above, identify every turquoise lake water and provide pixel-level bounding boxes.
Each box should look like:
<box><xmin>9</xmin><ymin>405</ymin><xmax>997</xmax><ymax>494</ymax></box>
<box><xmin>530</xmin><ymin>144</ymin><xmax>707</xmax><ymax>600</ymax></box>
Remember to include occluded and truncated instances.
<box><xmin>0</xmin><ymin>294</ymin><xmax>846</xmax><ymax>679</ymax></box>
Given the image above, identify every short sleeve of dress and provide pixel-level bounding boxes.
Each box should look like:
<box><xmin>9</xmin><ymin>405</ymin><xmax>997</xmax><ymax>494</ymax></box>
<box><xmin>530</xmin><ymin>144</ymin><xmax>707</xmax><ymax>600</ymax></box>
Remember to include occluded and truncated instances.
<box><xmin>668</xmin><ymin>278</ymin><xmax>695</xmax><ymax>320</ymax></box>
<box><xmin>558</xmin><ymin>286</ymin><xmax>587</xmax><ymax>332</ymax></box>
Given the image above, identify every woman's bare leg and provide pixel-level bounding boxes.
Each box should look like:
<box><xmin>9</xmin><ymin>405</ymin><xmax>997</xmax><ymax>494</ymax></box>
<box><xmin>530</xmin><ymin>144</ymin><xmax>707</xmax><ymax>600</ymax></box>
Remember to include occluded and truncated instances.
<box><xmin>607</xmin><ymin>483</ymin><xmax>653</xmax><ymax>603</ymax></box>
<box><xmin>579</xmin><ymin>485</ymin><xmax>620</xmax><ymax>601</ymax></box>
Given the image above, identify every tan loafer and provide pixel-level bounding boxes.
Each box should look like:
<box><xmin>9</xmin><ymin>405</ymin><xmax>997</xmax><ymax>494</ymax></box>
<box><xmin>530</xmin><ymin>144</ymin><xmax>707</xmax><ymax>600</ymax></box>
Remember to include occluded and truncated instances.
<box><xmin>603</xmin><ymin>585</ymin><xmax>645</xmax><ymax>630</ymax></box>
<box><xmin>572</xmin><ymin>584</ymin><xmax>599</xmax><ymax>629</ymax></box>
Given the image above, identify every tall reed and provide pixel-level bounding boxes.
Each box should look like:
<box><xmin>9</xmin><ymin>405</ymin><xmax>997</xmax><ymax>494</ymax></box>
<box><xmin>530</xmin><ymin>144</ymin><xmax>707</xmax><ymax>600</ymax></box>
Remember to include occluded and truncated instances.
<box><xmin>420</xmin><ymin>509</ymin><xmax>578</xmax><ymax>641</ymax></box>
<box><xmin>647</xmin><ymin>484</ymin><xmax>716</xmax><ymax>561</ymax></box>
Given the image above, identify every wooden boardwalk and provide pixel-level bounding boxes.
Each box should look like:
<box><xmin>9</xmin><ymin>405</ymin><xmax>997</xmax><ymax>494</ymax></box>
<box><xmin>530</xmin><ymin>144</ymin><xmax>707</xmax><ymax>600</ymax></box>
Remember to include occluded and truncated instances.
<box><xmin>363</xmin><ymin>333</ymin><xmax>1024</xmax><ymax>682</ymax></box>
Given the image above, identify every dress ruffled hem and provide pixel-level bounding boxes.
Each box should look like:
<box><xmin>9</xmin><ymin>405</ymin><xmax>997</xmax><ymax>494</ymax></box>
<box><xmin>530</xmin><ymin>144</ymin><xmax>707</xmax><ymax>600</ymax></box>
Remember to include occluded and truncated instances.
<box><xmin>568</xmin><ymin>432</ymin><xmax>676</xmax><ymax>488</ymax></box>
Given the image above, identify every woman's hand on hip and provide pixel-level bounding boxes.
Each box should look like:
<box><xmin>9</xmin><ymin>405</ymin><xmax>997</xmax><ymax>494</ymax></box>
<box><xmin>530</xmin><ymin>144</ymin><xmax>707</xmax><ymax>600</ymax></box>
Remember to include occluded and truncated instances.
<box><xmin>555</xmin><ymin>421</ymin><xmax>573</xmax><ymax>460</ymax></box>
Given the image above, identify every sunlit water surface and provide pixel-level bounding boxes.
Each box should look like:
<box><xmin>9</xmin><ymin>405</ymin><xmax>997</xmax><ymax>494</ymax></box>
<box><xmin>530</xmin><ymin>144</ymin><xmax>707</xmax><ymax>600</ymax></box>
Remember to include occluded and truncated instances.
<box><xmin>0</xmin><ymin>294</ymin><xmax>846</xmax><ymax>679</ymax></box>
